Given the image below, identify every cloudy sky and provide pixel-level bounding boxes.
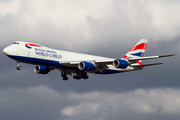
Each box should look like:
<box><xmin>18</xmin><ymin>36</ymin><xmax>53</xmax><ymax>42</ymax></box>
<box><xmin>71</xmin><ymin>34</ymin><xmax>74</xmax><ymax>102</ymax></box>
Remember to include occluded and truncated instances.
<box><xmin>0</xmin><ymin>0</ymin><xmax>180</xmax><ymax>120</ymax></box>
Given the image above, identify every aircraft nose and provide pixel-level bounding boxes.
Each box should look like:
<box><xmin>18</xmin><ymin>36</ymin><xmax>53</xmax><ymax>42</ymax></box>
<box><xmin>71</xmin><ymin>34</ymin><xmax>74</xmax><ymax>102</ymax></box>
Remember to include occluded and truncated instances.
<box><xmin>3</xmin><ymin>45</ymin><xmax>19</xmax><ymax>56</ymax></box>
<box><xmin>3</xmin><ymin>46</ymin><xmax>12</xmax><ymax>55</ymax></box>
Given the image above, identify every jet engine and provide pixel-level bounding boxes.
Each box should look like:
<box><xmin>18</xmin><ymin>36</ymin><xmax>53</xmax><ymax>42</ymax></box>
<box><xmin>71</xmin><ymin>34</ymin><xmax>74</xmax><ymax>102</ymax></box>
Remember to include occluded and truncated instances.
<box><xmin>78</xmin><ymin>61</ymin><xmax>94</xmax><ymax>71</ymax></box>
<box><xmin>34</xmin><ymin>65</ymin><xmax>50</xmax><ymax>74</ymax></box>
<box><xmin>113</xmin><ymin>59</ymin><xmax>129</xmax><ymax>69</ymax></box>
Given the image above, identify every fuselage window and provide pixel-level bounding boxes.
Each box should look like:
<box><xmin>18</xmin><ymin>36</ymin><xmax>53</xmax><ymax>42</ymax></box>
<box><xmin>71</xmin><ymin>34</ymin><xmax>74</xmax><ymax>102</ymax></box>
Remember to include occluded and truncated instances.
<box><xmin>13</xmin><ymin>42</ymin><xmax>20</xmax><ymax>44</ymax></box>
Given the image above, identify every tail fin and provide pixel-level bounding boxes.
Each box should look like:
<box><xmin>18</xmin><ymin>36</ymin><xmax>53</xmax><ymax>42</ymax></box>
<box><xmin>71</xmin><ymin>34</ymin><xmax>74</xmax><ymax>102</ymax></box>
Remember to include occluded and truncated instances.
<box><xmin>124</xmin><ymin>39</ymin><xmax>148</xmax><ymax>59</ymax></box>
<box><xmin>124</xmin><ymin>39</ymin><xmax>148</xmax><ymax>66</ymax></box>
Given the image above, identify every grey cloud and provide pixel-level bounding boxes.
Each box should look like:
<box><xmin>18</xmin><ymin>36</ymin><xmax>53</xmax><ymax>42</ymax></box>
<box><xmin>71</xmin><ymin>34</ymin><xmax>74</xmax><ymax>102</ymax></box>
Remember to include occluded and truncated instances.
<box><xmin>1</xmin><ymin>0</ymin><xmax>180</xmax><ymax>120</ymax></box>
<box><xmin>60</xmin><ymin>88</ymin><xmax>180</xmax><ymax>120</ymax></box>
<box><xmin>0</xmin><ymin>46</ymin><xmax>179</xmax><ymax>93</ymax></box>
<box><xmin>0</xmin><ymin>0</ymin><xmax>11</xmax><ymax>2</ymax></box>
<box><xmin>1</xmin><ymin>86</ymin><xmax>180</xmax><ymax>120</ymax></box>
<box><xmin>0</xmin><ymin>37</ymin><xmax>179</xmax><ymax>93</ymax></box>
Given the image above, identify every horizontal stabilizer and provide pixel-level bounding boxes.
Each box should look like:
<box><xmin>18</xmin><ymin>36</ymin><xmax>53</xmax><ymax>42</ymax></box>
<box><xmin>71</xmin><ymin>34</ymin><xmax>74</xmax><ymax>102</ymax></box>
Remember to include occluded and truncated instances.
<box><xmin>128</xmin><ymin>54</ymin><xmax>176</xmax><ymax>61</ymax></box>
<box><xmin>130</xmin><ymin>62</ymin><xmax>164</xmax><ymax>67</ymax></box>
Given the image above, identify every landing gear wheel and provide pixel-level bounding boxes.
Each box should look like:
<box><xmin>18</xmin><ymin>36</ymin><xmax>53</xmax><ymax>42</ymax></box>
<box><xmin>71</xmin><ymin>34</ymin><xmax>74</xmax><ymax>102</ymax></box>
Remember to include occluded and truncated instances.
<box><xmin>83</xmin><ymin>76</ymin><xmax>89</xmax><ymax>79</ymax></box>
<box><xmin>73</xmin><ymin>72</ymin><xmax>89</xmax><ymax>80</ymax></box>
<box><xmin>73</xmin><ymin>75</ymin><xmax>81</xmax><ymax>80</ymax></box>
<box><xmin>16</xmin><ymin>66</ymin><xmax>22</xmax><ymax>70</ymax></box>
<box><xmin>16</xmin><ymin>61</ymin><xmax>22</xmax><ymax>70</ymax></box>
<box><xmin>61</xmin><ymin>72</ymin><xmax>68</xmax><ymax>80</ymax></box>
<box><xmin>63</xmin><ymin>77</ymin><xmax>68</xmax><ymax>80</ymax></box>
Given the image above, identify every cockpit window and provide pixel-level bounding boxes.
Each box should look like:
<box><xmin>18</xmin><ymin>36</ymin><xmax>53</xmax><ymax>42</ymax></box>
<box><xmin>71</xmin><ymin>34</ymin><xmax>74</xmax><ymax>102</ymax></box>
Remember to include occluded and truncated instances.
<box><xmin>13</xmin><ymin>42</ymin><xmax>19</xmax><ymax>44</ymax></box>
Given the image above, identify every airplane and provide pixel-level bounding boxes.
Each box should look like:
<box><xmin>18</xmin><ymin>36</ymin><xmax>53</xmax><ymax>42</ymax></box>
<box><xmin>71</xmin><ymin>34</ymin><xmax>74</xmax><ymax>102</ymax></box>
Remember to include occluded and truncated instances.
<box><xmin>3</xmin><ymin>39</ymin><xmax>176</xmax><ymax>80</ymax></box>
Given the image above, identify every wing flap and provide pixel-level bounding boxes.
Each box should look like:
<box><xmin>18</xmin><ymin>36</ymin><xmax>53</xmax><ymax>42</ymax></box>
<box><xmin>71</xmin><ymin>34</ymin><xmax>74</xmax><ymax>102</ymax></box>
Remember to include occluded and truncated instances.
<box><xmin>60</xmin><ymin>61</ymin><xmax>80</xmax><ymax>64</ymax></box>
<box><xmin>60</xmin><ymin>59</ymin><xmax>114</xmax><ymax>65</ymax></box>
<box><xmin>95</xmin><ymin>59</ymin><xmax>114</xmax><ymax>65</ymax></box>
<box><xmin>59</xmin><ymin>59</ymin><xmax>113</xmax><ymax>70</ymax></box>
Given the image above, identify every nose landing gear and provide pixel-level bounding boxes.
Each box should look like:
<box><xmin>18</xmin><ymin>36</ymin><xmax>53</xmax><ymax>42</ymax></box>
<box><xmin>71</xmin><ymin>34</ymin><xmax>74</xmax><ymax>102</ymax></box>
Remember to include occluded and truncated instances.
<box><xmin>16</xmin><ymin>61</ymin><xmax>22</xmax><ymax>70</ymax></box>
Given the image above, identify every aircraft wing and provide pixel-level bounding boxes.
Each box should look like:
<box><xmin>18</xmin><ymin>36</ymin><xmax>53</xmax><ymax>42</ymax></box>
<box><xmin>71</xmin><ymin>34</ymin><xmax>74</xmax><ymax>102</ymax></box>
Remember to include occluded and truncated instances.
<box><xmin>59</xmin><ymin>54</ymin><xmax>176</xmax><ymax>72</ymax></box>
<box><xmin>60</xmin><ymin>54</ymin><xmax>175</xmax><ymax>65</ymax></box>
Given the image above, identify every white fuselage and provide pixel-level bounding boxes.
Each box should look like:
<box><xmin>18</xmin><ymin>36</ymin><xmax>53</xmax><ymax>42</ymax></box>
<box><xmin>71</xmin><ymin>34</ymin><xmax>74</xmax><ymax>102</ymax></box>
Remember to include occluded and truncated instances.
<box><xmin>3</xmin><ymin>41</ymin><xmax>139</xmax><ymax>75</ymax></box>
<box><xmin>3</xmin><ymin>39</ymin><xmax>174</xmax><ymax>80</ymax></box>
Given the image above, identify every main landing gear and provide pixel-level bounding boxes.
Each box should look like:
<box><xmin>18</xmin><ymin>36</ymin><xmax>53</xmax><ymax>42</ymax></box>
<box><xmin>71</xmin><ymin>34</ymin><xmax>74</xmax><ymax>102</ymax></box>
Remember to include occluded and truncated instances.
<box><xmin>61</xmin><ymin>72</ymin><xmax>68</xmax><ymax>80</ymax></box>
<box><xmin>16</xmin><ymin>61</ymin><xmax>22</xmax><ymax>70</ymax></box>
<box><xmin>73</xmin><ymin>71</ymin><xmax>89</xmax><ymax>80</ymax></box>
<box><xmin>61</xmin><ymin>71</ymin><xmax>89</xmax><ymax>80</ymax></box>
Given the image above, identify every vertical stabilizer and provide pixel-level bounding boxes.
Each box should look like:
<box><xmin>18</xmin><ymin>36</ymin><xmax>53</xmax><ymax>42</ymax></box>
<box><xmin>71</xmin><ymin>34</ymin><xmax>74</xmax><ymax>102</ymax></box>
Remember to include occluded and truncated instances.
<box><xmin>124</xmin><ymin>39</ymin><xmax>148</xmax><ymax>59</ymax></box>
<box><xmin>124</xmin><ymin>39</ymin><xmax>148</xmax><ymax>65</ymax></box>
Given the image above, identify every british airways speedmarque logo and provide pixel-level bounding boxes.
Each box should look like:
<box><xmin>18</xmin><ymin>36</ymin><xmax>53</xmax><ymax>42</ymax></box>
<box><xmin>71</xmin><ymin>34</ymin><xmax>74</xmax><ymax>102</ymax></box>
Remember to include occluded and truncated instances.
<box><xmin>25</xmin><ymin>43</ymin><xmax>42</xmax><ymax>49</ymax></box>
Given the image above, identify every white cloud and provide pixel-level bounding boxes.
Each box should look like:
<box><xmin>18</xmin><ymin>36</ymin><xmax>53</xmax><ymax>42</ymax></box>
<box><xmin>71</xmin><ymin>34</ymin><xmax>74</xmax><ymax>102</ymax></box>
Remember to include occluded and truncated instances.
<box><xmin>1</xmin><ymin>0</ymin><xmax>180</xmax><ymax>52</ymax></box>
<box><xmin>61</xmin><ymin>102</ymin><xmax>101</xmax><ymax>117</ymax></box>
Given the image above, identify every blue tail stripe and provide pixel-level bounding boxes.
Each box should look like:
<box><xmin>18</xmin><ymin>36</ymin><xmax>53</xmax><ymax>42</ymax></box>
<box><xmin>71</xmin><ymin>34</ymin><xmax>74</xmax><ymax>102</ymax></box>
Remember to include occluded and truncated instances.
<box><xmin>131</xmin><ymin>52</ymin><xmax>143</xmax><ymax>57</ymax></box>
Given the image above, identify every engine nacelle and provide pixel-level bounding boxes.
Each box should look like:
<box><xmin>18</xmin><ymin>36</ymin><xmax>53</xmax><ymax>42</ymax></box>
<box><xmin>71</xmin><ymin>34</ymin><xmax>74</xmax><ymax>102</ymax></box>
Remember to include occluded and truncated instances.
<box><xmin>78</xmin><ymin>61</ymin><xmax>94</xmax><ymax>71</ymax></box>
<box><xmin>113</xmin><ymin>59</ymin><xmax>129</xmax><ymax>69</ymax></box>
<box><xmin>34</xmin><ymin>65</ymin><xmax>50</xmax><ymax>74</ymax></box>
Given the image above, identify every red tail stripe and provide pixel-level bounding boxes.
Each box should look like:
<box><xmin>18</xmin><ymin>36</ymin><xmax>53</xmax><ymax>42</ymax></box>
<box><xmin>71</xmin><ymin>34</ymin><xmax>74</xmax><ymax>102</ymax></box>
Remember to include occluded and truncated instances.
<box><xmin>130</xmin><ymin>43</ymin><xmax>147</xmax><ymax>52</ymax></box>
<box><xmin>123</xmin><ymin>55</ymin><xmax>131</xmax><ymax>59</ymax></box>
<box><xmin>136</xmin><ymin>60</ymin><xmax>144</xmax><ymax>68</ymax></box>
<box><xmin>123</xmin><ymin>56</ymin><xmax>144</xmax><ymax>67</ymax></box>
<box><xmin>136</xmin><ymin>60</ymin><xmax>143</xmax><ymax>65</ymax></box>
